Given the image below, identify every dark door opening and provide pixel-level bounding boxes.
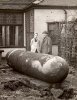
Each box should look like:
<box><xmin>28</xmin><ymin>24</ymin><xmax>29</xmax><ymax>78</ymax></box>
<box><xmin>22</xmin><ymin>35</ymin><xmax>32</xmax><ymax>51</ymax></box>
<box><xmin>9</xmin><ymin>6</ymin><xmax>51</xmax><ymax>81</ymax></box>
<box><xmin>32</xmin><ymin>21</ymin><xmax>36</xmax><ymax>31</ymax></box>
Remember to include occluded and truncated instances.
<box><xmin>48</xmin><ymin>22</ymin><xmax>61</xmax><ymax>56</ymax></box>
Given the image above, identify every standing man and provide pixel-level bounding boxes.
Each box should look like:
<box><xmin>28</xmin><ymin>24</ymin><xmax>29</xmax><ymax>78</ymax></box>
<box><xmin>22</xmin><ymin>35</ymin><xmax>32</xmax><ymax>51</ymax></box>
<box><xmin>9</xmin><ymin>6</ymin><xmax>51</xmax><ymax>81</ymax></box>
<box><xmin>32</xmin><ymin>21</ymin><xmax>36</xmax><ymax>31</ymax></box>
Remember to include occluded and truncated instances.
<box><xmin>40</xmin><ymin>31</ymin><xmax>52</xmax><ymax>54</ymax></box>
<box><xmin>30</xmin><ymin>33</ymin><xmax>40</xmax><ymax>53</ymax></box>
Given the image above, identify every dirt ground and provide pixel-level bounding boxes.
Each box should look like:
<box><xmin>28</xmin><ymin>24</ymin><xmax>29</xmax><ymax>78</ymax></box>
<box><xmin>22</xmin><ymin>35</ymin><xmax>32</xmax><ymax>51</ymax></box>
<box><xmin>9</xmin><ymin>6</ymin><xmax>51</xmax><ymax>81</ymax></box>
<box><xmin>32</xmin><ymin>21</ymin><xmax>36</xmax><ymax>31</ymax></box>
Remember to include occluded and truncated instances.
<box><xmin>0</xmin><ymin>59</ymin><xmax>77</xmax><ymax>100</ymax></box>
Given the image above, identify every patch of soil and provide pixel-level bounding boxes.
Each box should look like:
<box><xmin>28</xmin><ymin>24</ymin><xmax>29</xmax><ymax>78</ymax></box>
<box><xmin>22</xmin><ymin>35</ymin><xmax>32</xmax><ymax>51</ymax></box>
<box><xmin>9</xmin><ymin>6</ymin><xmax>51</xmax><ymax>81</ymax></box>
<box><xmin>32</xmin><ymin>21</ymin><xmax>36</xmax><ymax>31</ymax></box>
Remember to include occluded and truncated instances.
<box><xmin>0</xmin><ymin>59</ymin><xmax>77</xmax><ymax>100</ymax></box>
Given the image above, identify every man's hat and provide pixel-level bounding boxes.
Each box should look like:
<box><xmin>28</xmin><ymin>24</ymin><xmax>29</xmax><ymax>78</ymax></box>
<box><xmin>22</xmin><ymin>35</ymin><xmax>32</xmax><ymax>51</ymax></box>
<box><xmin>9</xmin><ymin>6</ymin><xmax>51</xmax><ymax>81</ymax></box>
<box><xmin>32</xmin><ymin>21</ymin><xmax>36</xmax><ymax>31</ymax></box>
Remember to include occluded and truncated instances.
<box><xmin>42</xmin><ymin>31</ymin><xmax>48</xmax><ymax>34</ymax></box>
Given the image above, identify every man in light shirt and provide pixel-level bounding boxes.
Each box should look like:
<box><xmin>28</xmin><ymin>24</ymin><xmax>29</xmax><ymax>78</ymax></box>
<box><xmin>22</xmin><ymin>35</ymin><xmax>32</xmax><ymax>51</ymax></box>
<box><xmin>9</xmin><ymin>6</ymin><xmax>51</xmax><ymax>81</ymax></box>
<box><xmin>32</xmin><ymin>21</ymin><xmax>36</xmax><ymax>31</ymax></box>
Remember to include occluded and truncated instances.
<box><xmin>30</xmin><ymin>33</ymin><xmax>40</xmax><ymax>53</ymax></box>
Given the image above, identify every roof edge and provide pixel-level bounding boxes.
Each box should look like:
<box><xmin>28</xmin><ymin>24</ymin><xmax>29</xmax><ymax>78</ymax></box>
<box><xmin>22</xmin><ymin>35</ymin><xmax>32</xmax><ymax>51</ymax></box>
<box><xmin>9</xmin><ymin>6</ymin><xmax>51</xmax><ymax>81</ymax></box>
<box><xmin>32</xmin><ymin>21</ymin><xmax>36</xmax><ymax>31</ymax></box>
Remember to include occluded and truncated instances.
<box><xmin>23</xmin><ymin>4</ymin><xmax>77</xmax><ymax>11</ymax></box>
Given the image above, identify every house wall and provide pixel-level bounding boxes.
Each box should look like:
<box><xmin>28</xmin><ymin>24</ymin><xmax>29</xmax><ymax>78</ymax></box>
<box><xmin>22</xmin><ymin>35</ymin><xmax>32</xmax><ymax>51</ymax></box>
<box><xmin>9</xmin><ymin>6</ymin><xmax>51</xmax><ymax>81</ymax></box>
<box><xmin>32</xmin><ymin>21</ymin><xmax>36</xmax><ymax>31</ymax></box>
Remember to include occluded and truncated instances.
<box><xmin>1</xmin><ymin>9</ymin><xmax>77</xmax><ymax>57</ymax></box>
<box><xmin>34</xmin><ymin>9</ymin><xmax>65</xmax><ymax>55</ymax></box>
<box><xmin>34</xmin><ymin>9</ymin><xmax>64</xmax><ymax>35</ymax></box>
<box><xmin>34</xmin><ymin>9</ymin><xmax>77</xmax><ymax>56</ymax></box>
<box><xmin>34</xmin><ymin>9</ymin><xmax>77</xmax><ymax>36</ymax></box>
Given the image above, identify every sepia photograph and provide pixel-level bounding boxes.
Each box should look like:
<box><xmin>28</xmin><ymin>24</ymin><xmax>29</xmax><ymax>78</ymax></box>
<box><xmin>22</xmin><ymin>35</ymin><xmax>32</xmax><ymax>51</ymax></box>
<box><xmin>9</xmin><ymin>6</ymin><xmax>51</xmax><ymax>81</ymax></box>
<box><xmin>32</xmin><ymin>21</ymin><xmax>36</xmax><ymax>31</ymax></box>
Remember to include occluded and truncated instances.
<box><xmin>0</xmin><ymin>0</ymin><xmax>77</xmax><ymax>100</ymax></box>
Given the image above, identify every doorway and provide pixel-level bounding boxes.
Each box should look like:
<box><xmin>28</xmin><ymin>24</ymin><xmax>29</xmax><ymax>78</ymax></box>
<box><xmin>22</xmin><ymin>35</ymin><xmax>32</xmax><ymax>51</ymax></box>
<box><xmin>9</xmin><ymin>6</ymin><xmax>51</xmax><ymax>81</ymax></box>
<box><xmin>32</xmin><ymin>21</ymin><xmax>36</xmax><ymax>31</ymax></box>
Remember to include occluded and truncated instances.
<box><xmin>48</xmin><ymin>22</ymin><xmax>61</xmax><ymax>56</ymax></box>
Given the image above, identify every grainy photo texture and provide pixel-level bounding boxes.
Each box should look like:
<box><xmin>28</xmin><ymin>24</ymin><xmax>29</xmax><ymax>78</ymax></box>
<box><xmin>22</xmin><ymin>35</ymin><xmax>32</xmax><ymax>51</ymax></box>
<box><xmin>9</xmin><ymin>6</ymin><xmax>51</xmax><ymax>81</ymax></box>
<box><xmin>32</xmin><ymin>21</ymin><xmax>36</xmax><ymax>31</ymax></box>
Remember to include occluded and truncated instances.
<box><xmin>0</xmin><ymin>0</ymin><xmax>77</xmax><ymax>100</ymax></box>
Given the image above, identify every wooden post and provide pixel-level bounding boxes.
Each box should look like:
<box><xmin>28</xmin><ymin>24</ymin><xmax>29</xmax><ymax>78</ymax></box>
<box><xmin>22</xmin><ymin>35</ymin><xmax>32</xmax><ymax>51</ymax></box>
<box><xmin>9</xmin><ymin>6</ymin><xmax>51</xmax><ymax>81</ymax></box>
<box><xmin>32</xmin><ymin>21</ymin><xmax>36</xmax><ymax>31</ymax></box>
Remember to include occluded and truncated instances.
<box><xmin>63</xmin><ymin>10</ymin><xmax>67</xmax><ymax>59</ymax></box>
<box><xmin>24</xmin><ymin>13</ymin><xmax>26</xmax><ymax>47</ymax></box>
<box><xmin>64</xmin><ymin>10</ymin><xmax>67</xmax><ymax>35</ymax></box>
<box><xmin>0</xmin><ymin>50</ymin><xmax>4</xmax><ymax>64</ymax></box>
<box><xmin>15</xmin><ymin>26</ymin><xmax>18</xmax><ymax>46</ymax></box>
<box><xmin>6</xmin><ymin>26</ymin><xmax>10</xmax><ymax>46</ymax></box>
<box><xmin>2</xmin><ymin>26</ymin><xmax>5</xmax><ymax>46</ymax></box>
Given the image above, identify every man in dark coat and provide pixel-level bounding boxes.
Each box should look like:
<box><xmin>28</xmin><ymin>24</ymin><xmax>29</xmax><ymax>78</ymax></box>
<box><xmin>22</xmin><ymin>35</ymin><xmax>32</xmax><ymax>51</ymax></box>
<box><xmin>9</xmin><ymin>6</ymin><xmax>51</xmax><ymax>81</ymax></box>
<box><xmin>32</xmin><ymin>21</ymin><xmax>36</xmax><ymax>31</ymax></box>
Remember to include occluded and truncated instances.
<box><xmin>40</xmin><ymin>31</ymin><xmax>52</xmax><ymax>54</ymax></box>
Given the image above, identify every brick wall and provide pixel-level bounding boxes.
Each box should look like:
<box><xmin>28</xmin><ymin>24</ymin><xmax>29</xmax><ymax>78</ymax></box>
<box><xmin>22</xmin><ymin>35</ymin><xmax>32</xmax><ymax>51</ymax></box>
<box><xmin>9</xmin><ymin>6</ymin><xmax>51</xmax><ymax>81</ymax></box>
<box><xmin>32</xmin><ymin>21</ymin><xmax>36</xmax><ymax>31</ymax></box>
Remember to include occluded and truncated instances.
<box><xmin>25</xmin><ymin>9</ymin><xmax>34</xmax><ymax>51</ymax></box>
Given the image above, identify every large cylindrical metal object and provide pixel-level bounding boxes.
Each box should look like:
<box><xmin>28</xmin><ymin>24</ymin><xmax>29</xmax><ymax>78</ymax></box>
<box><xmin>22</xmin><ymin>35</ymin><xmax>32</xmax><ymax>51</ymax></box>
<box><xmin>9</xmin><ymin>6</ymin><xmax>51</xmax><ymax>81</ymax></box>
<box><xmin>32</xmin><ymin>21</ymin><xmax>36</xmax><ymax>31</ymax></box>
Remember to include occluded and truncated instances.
<box><xmin>6</xmin><ymin>50</ymin><xmax>69</xmax><ymax>83</ymax></box>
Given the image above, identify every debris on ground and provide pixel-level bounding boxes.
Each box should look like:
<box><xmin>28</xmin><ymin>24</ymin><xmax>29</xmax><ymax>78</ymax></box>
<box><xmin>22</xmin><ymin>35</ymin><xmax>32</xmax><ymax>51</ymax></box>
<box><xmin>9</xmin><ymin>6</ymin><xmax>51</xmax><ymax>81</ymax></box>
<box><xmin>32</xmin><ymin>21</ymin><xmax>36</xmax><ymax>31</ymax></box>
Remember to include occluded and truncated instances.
<box><xmin>0</xmin><ymin>60</ymin><xmax>77</xmax><ymax>100</ymax></box>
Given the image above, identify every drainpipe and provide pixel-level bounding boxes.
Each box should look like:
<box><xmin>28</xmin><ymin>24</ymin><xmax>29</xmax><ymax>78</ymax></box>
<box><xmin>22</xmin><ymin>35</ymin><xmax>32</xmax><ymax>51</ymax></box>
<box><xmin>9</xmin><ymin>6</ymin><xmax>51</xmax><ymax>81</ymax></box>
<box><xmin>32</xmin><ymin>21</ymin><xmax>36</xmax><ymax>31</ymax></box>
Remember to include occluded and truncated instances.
<box><xmin>63</xmin><ymin>9</ymin><xmax>67</xmax><ymax>58</ymax></box>
<box><xmin>23</xmin><ymin>12</ymin><xmax>26</xmax><ymax>47</ymax></box>
<box><xmin>63</xmin><ymin>9</ymin><xmax>67</xmax><ymax>35</ymax></box>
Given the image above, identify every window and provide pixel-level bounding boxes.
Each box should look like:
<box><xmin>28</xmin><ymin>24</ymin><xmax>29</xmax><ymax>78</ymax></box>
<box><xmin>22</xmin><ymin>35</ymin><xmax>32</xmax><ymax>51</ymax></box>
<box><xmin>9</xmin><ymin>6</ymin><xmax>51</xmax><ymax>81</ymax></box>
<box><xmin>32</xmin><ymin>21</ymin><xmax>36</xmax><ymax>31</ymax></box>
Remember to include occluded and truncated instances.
<box><xmin>0</xmin><ymin>26</ymin><xmax>2</xmax><ymax>46</ymax></box>
<box><xmin>0</xmin><ymin>25</ymin><xmax>24</xmax><ymax>47</ymax></box>
<box><xmin>9</xmin><ymin>26</ymin><xmax>15</xmax><ymax>46</ymax></box>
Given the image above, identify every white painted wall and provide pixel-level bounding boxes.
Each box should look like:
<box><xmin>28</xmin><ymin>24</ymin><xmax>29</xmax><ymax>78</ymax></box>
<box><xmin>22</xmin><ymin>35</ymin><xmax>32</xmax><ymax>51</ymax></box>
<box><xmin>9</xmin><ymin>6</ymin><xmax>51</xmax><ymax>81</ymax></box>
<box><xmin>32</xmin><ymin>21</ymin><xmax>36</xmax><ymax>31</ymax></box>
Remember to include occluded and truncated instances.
<box><xmin>34</xmin><ymin>9</ymin><xmax>64</xmax><ymax>35</ymax></box>
<box><xmin>34</xmin><ymin>9</ymin><xmax>77</xmax><ymax>55</ymax></box>
<box><xmin>34</xmin><ymin>9</ymin><xmax>65</xmax><ymax>55</ymax></box>
<box><xmin>34</xmin><ymin>9</ymin><xmax>77</xmax><ymax>35</ymax></box>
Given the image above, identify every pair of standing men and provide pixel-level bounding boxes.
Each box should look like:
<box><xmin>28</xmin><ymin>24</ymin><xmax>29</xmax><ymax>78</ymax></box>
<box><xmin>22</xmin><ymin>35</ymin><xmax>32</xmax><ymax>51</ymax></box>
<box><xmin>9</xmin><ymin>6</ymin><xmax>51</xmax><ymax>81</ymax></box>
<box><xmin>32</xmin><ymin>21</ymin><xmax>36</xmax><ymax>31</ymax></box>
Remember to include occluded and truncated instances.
<box><xmin>30</xmin><ymin>31</ymin><xmax>52</xmax><ymax>54</ymax></box>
